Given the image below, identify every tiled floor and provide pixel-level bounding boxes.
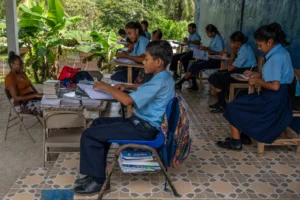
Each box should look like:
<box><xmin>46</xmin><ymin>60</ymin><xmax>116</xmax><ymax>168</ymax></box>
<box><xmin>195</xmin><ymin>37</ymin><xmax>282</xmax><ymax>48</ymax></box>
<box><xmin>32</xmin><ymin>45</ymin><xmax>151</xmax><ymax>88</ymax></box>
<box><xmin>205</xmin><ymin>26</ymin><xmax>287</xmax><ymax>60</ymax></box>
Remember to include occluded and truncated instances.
<box><xmin>3</xmin><ymin>87</ymin><xmax>300</xmax><ymax>200</ymax></box>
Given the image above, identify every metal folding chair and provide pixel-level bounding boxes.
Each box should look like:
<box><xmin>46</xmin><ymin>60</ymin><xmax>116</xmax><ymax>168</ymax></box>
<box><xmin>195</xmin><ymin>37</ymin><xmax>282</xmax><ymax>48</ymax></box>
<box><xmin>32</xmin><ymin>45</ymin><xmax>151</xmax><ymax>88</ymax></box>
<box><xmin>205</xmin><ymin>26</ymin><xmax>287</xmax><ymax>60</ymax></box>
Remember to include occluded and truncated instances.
<box><xmin>97</xmin><ymin>98</ymin><xmax>180</xmax><ymax>200</ymax></box>
<box><xmin>4</xmin><ymin>89</ymin><xmax>42</xmax><ymax>143</ymax></box>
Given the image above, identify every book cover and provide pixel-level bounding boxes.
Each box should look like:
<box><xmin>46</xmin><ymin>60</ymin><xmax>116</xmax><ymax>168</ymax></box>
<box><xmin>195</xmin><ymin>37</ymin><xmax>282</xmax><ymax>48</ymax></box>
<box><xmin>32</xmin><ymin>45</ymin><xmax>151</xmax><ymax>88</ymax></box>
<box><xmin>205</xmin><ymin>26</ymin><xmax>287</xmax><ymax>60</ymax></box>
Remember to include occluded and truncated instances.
<box><xmin>121</xmin><ymin>148</ymin><xmax>152</xmax><ymax>158</ymax></box>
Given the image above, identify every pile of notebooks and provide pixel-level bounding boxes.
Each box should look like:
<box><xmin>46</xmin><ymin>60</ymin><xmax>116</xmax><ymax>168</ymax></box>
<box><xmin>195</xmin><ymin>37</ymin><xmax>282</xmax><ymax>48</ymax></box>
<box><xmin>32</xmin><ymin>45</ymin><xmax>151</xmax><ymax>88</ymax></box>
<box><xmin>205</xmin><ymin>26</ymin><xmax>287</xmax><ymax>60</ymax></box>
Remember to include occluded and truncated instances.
<box><xmin>81</xmin><ymin>99</ymin><xmax>101</xmax><ymax>107</ymax></box>
<box><xmin>40</xmin><ymin>97</ymin><xmax>61</xmax><ymax>108</ymax></box>
<box><xmin>43</xmin><ymin>80</ymin><xmax>60</xmax><ymax>99</ymax></box>
<box><xmin>61</xmin><ymin>99</ymin><xmax>81</xmax><ymax>107</ymax></box>
<box><xmin>118</xmin><ymin>148</ymin><xmax>161</xmax><ymax>173</ymax></box>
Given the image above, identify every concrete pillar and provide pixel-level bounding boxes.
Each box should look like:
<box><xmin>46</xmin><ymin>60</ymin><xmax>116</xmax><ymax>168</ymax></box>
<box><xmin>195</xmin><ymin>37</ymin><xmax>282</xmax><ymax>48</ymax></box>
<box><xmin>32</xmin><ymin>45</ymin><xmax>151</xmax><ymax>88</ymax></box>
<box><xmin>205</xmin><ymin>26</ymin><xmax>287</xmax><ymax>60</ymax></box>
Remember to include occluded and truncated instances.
<box><xmin>5</xmin><ymin>0</ymin><xmax>19</xmax><ymax>55</ymax></box>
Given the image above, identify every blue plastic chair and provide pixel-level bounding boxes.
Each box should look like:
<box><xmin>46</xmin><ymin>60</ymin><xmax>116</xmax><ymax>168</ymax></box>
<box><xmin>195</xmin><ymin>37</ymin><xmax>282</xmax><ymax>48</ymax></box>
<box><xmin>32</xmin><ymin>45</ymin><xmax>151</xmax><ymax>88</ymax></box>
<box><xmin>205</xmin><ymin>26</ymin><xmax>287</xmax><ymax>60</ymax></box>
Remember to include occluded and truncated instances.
<box><xmin>97</xmin><ymin>97</ymin><xmax>180</xmax><ymax>199</ymax></box>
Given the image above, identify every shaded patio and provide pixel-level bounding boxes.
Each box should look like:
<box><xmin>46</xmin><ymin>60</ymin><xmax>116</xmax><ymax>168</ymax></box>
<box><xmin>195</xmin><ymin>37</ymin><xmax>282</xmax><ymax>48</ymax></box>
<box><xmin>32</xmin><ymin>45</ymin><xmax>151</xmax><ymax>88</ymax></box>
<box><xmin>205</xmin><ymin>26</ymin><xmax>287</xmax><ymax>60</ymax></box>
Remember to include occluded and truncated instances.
<box><xmin>1</xmin><ymin>84</ymin><xmax>300</xmax><ymax>200</ymax></box>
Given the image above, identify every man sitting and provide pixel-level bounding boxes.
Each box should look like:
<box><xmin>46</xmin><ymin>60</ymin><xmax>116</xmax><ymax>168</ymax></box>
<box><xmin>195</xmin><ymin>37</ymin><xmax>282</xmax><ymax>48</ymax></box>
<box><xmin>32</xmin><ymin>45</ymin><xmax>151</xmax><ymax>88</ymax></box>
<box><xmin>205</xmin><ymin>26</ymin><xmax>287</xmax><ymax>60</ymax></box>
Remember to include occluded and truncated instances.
<box><xmin>73</xmin><ymin>40</ymin><xmax>175</xmax><ymax>195</ymax></box>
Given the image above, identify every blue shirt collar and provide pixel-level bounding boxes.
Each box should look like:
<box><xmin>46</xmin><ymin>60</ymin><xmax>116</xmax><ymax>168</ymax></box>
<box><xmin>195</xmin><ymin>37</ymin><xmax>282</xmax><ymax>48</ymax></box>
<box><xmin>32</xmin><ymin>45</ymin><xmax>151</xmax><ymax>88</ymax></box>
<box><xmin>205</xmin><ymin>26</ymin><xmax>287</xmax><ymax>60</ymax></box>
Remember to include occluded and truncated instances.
<box><xmin>265</xmin><ymin>44</ymin><xmax>282</xmax><ymax>60</ymax></box>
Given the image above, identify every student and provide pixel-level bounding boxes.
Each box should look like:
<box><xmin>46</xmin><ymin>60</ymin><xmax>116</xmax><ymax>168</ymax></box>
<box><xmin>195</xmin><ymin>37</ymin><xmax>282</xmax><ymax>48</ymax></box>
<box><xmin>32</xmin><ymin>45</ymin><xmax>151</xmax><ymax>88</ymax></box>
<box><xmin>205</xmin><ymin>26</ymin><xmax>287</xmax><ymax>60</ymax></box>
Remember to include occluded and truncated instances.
<box><xmin>175</xmin><ymin>24</ymin><xmax>224</xmax><ymax>90</ymax></box>
<box><xmin>118</xmin><ymin>28</ymin><xmax>126</xmax><ymax>40</ymax></box>
<box><xmin>217</xmin><ymin>23</ymin><xmax>294</xmax><ymax>151</ymax></box>
<box><xmin>169</xmin><ymin>23</ymin><xmax>201</xmax><ymax>79</ymax></box>
<box><xmin>73</xmin><ymin>40</ymin><xmax>175</xmax><ymax>195</ymax></box>
<box><xmin>208</xmin><ymin>31</ymin><xmax>257</xmax><ymax>113</ymax></box>
<box><xmin>5</xmin><ymin>51</ymin><xmax>43</xmax><ymax>117</ymax></box>
<box><xmin>135</xmin><ymin>29</ymin><xmax>163</xmax><ymax>84</ymax></box>
<box><xmin>111</xmin><ymin>22</ymin><xmax>149</xmax><ymax>83</ymax></box>
<box><xmin>141</xmin><ymin>20</ymin><xmax>151</xmax><ymax>40</ymax></box>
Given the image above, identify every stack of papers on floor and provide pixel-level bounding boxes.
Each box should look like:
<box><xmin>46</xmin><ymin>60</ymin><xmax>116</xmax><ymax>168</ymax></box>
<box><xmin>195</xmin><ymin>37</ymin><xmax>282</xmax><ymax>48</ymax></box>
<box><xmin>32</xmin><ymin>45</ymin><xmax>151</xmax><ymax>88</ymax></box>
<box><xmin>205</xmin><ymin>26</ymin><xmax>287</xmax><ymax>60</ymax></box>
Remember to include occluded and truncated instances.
<box><xmin>40</xmin><ymin>96</ymin><xmax>61</xmax><ymax>108</ymax></box>
<box><xmin>61</xmin><ymin>99</ymin><xmax>81</xmax><ymax>107</ymax></box>
<box><xmin>81</xmin><ymin>99</ymin><xmax>101</xmax><ymax>107</ymax></box>
<box><xmin>43</xmin><ymin>80</ymin><xmax>60</xmax><ymax>99</ymax></box>
<box><xmin>118</xmin><ymin>148</ymin><xmax>161</xmax><ymax>173</ymax></box>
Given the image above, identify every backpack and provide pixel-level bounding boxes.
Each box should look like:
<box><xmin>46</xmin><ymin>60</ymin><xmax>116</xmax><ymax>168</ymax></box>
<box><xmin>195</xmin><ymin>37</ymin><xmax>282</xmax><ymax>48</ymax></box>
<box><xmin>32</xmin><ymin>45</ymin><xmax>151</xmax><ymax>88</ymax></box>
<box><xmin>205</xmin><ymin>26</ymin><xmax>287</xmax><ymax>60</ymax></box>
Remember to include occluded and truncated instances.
<box><xmin>160</xmin><ymin>95</ymin><xmax>192</xmax><ymax>168</ymax></box>
<box><xmin>74</xmin><ymin>71</ymin><xmax>94</xmax><ymax>83</ymax></box>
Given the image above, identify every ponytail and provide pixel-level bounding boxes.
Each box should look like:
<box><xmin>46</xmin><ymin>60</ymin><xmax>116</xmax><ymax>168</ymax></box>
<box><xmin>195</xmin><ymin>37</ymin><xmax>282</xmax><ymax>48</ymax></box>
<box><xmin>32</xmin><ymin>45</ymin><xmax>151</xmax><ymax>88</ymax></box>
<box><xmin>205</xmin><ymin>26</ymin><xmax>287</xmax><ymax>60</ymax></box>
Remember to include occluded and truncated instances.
<box><xmin>230</xmin><ymin>31</ymin><xmax>248</xmax><ymax>44</ymax></box>
<box><xmin>205</xmin><ymin>24</ymin><xmax>221</xmax><ymax>36</ymax></box>
<box><xmin>254</xmin><ymin>23</ymin><xmax>290</xmax><ymax>46</ymax></box>
<box><xmin>125</xmin><ymin>21</ymin><xmax>146</xmax><ymax>37</ymax></box>
<box><xmin>8</xmin><ymin>51</ymin><xmax>22</xmax><ymax>68</ymax></box>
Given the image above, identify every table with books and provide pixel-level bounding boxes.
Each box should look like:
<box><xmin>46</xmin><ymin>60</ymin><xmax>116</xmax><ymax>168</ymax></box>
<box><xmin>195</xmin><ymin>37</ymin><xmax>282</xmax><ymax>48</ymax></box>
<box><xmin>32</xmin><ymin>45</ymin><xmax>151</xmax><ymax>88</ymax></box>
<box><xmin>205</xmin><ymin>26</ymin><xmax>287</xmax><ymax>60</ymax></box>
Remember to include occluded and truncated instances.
<box><xmin>40</xmin><ymin>80</ymin><xmax>108</xmax><ymax>121</ymax></box>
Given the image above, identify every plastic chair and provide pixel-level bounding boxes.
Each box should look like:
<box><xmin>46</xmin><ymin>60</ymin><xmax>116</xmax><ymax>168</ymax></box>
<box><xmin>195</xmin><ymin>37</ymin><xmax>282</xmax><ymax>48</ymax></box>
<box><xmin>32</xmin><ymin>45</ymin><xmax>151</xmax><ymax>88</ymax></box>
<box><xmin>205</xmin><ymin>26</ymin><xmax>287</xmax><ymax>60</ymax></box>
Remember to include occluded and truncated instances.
<box><xmin>97</xmin><ymin>98</ymin><xmax>180</xmax><ymax>200</ymax></box>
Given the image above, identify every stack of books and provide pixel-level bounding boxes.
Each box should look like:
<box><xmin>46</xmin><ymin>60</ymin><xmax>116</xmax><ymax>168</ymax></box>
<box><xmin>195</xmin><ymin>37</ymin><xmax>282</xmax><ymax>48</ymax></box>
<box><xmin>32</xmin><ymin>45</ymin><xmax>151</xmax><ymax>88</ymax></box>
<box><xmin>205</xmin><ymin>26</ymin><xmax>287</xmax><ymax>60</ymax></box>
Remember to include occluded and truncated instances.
<box><xmin>118</xmin><ymin>148</ymin><xmax>161</xmax><ymax>173</ymax></box>
<box><xmin>81</xmin><ymin>99</ymin><xmax>101</xmax><ymax>107</ymax></box>
<box><xmin>40</xmin><ymin>97</ymin><xmax>61</xmax><ymax>108</ymax></box>
<box><xmin>43</xmin><ymin>80</ymin><xmax>60</xmax><ymax>99</ymax></box>
<box><xmin>61</xmin><ymin>99</ymin><xmax>81</xmax><ymax>107</ymax></box>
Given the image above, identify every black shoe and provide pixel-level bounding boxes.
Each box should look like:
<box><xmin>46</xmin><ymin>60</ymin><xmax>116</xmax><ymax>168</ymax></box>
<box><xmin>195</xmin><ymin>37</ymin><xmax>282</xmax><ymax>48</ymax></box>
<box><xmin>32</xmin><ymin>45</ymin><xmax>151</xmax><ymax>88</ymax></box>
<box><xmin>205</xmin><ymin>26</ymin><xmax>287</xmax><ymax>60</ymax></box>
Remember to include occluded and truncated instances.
<box><xmin>209</xmin><ymin>102</ymin><xmax>219</xmax><ymax>109</ymax></box>
<box><xmin>74</xmin><ymin>176</ymin><xmax>92</xmax><ymax>185</ymax></box>
<box><xmin>210</xmin><ymin>105</ymin><xmax>224</xmax><ymax>113</ymax></box>
<box><xmin>175</xmin><ymin>83</ymin><xmax>182</xmax><ymax>90</ymax></box>
<box><xmin>224</xmin><ymin>133</ymin><xmax>252</xmax><ymax>145</ymax></box>
<box><xmin>187</xmin><ymin>85</ymin><xmax>199</xmax><ymax>91</ymax></box>
<box><xmin>216</xmin><ymin>140</ymin><xmax>242</xmax><ymax>151</ymax></box>
<box><xmin>73</xmin><ymin>179</ymin><xmax>111</xmax><ymax>196</ymax></box>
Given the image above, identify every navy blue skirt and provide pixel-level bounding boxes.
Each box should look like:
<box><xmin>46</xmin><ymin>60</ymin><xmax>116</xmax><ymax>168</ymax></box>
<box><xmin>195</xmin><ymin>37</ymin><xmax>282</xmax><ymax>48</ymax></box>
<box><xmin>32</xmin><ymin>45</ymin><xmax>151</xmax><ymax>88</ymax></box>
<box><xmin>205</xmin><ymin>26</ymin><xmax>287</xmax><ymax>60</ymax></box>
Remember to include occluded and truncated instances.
<box><xmin>223</xmin><ymin>84</ymin><xmax>293</xmax><ymax>144</ymax></box>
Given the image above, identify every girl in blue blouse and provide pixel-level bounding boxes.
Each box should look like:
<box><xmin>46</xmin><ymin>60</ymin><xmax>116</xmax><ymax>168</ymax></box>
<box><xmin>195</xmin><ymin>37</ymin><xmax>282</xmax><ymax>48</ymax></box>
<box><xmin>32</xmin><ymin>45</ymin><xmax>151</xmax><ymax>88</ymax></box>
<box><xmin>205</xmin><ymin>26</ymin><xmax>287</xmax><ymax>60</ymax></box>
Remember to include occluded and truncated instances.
<box><xmin>208</xmin><ymin>31</ymin><xmax>257</xmax><ymax>114</ymax></box>
<box><xmin>217</xmin><ymin>23</ymin><xmax>294</xmax><ymax>150</ymax></box>
<box><xmin>176</xmin><ymin>24</ymin><xmax>224</xmax><ymax>90</ymax></box>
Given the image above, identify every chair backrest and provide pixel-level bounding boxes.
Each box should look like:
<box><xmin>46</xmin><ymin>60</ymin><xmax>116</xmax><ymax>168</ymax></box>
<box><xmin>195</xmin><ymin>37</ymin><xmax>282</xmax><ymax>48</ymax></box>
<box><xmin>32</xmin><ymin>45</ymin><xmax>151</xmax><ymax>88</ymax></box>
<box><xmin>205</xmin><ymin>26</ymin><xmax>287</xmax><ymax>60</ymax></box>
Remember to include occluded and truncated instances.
<box><xmin>256</xmin><ymin>56</ymin><xmax>265</xmax><ymax>72</ymax></box>
<box><xmin>87</xmin><ymin>71</ymin><xmax>103</xmax><ymax>81</ymax></box>
<box><xmin>4</xmin><ymin>89</ymin><xmax>16</xmax><ymax>108</ymax></box>
<box><xmin>43</xmin><ymin>111</ymin><xmax>86</xmax><ymax>130</ymax></box>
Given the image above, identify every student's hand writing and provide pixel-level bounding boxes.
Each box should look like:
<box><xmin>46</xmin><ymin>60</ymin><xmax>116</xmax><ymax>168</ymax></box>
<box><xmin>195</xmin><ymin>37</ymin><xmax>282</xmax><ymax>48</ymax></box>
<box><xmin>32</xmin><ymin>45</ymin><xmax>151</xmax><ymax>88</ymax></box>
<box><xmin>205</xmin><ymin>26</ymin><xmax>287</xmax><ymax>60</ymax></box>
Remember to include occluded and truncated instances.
<box><xmin>248</xmin><ymin>77</ymin><xmax>260</xmax><ymax>86</ymax></box>
<box><xmin>113</xmin><ymin>84</ymin><xmax>126</xmax><ymax>91</ymax></box>
<box><xmin>93</xmin><ymin>81</ymin><xmax>109</xmax><ymax>90</ymax></box>
<box><xmin>116</xmin><ymin>52</ymin><xmax>127</xmax><ymax>58</ymax></box>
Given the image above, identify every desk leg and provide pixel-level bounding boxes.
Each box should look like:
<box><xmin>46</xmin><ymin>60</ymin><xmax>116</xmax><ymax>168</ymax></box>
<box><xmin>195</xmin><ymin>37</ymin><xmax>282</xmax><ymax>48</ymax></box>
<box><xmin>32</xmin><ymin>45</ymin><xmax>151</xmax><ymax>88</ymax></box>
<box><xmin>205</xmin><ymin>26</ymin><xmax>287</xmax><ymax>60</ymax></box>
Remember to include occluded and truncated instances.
<box><xmin>248</xmin><ymin>85</ymin><xmax>255</xmax><ymax>94</ymax></box>
<box><xmin>220</xmin><ymin>60</ymin><xmax>226</xmax><ymax>70</ymax></box>
<box><xmin>127</xmin><ymin>67</ymin><xmax>133</xmax><ymax>117</ymax></box>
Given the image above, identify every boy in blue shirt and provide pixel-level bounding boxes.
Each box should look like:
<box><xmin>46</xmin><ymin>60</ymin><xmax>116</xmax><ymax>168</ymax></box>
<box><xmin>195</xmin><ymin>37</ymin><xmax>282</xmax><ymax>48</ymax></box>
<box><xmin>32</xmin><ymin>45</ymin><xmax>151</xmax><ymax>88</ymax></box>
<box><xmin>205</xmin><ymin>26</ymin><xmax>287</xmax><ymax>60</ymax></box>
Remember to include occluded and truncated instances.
<box><xmin>169</xmin><ymin>23</ymin><xmax>201</xmax><ymax>79</ymax></box>
<box><xmin>141</xmin><ymin>20</ymin><xmax>151</xmax><ymax>40</ymax></box>
<box><xmin>73</xmin><ymin>40</ymin><xmax>175</xmax><ymax>195</ymax></box>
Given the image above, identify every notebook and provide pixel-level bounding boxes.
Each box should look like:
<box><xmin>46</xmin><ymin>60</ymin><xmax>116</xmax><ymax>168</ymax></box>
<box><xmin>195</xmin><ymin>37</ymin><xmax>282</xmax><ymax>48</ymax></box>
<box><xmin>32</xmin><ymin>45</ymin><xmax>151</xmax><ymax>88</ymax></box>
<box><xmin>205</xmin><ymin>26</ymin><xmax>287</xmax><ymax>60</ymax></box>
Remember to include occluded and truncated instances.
<box><xmin>193</xmin><ymin>48</ymin><xmax>209</xmax><ymax>61</ymax></box>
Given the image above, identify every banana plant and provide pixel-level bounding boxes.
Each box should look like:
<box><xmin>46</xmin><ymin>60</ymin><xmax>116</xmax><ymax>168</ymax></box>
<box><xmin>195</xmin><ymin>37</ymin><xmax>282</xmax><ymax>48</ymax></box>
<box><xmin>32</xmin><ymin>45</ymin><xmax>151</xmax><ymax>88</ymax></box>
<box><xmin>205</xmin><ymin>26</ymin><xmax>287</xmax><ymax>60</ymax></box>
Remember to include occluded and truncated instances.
<box><xmin>18</xmin><ymin>0</ymin><xmax>82</xmax><ymax>82</ymax></box>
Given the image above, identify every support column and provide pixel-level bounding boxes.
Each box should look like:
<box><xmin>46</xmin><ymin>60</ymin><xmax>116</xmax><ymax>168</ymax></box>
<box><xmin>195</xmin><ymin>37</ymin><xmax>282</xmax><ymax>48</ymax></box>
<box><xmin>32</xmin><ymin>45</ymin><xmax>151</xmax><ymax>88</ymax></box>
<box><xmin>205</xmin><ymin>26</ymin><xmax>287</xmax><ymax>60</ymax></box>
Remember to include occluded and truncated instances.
<box><xmin>5</xmin><ymin>0</ymin><xmax>19</xmax><ymax>55</ymax></box>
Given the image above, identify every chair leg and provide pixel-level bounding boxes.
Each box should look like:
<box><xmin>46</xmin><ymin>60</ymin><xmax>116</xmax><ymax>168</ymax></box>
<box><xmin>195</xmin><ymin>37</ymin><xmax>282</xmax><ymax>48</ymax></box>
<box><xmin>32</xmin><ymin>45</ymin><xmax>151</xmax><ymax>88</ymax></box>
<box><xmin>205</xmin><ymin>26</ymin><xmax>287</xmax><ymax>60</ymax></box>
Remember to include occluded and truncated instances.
<box><xmin>20</xmin><ymin>119</ymin><xmax>35</xmax><ymax>143</ymax></box>
<box><xmin>97</xmin><ymin>154</ymin><xmax>119</xmax><ymax>200</ymax></box>
<box><xmin>257</xmin><ymin>142</ymin><xmax>265</xmax><ymax>156</ymax></box>
<box><xmin>36</xmin><ymin>116</ymin><xmax>43</xmax><ymax>126</ymax></box>
<box><xmin>229</xmin><ymin>85</ymin><xmax>235</xmax><ymax>101</ymax></box>
<box><xmin>19</xmin><ymin>117</ymin><xmax>23</xmax><ymax>131</ymax></box>
<box><xmin>4</xmin><ymin>110</ymin><xmax>11</xmax><ymax>141</ymax></box>
<box><xmin>199</xmin><ymin>70</ymin><xmax>203</xmax><ymax>87</ymax></box>
<box><xmin>151</xmin><ymin>149</ymin><xmax>180</xmax><ymax>197</ymax></box>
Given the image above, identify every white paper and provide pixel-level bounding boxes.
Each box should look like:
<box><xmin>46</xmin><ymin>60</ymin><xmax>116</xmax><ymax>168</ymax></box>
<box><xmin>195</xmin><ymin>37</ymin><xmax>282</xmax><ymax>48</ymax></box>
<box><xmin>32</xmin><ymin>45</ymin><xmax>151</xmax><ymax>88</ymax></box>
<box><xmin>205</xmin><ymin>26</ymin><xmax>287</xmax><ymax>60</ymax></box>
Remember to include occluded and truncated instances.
<box><xmin>84</xmin><ymin>88</ymin><xmax>114</xmax><ymax>100</ymax></box>
<box><xmin>41</xmin><ymin>96</ymin><xmax>61</xmax><ymax>106</ymax></box>
<box><xmin>235</xmin><ymin>74</ymin><xmax>248</xmax><ymax>80</ymax></box>
<box><xmin>193</xmin><ymin>49</ymin><xmax>209</xmax><ymax>60</ymax></box>
<box><xmin>114</xmin><ymin>58</ymin><xmax>136</xmax><ymax>64</ymax></box>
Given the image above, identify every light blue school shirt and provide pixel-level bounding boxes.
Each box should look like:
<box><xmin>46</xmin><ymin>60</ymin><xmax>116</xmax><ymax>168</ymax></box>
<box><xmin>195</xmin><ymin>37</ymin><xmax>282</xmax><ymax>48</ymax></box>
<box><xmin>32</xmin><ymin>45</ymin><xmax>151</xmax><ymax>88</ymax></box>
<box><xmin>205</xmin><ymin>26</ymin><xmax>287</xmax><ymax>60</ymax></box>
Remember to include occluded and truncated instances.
<box><xmin>188</xmin><ymin>32</ymin><xmax>201</xmax><ymax>50</ymax></box>
<box><xmin>262</xmin><ymin>44</ymin><xmax>294</xmax><ymax>84</ymax></box>
<box><xmin>145</xmin><ymin>31</ymin><xmax>151</xmax><ymax>40</ymax></box>
<box><xmin>209</xmin><ymin>34</ymin><xmax>224</xmax><ymax>53</ymax></box>
<box><xmin>129</xmin><ymin>70</ymin><xmax>175</xmax><ymax>129</ymax></box>
<box><xmin>233</xmin><ymin>43</ymin><xmax>257</xmax><ymax>68</ymax></box>
<box><xmin>130</xmin><ymin>35</ymin><xmax>149</xmax><ymax>56</ymax></box>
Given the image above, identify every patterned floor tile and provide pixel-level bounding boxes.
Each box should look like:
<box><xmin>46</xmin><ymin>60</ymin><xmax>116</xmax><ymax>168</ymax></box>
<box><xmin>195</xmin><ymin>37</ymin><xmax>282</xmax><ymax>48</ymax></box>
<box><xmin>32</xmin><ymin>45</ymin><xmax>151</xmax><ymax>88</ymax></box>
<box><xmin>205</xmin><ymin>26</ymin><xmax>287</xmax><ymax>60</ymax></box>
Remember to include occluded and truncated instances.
<box><xmin>194</xmin><ymin>160</ymin><xmax>233</xmax><ymax>178</ymax></box>
<box><xmin>199</xmin><ymin>176</ymin><xmax>248</xmax><ymax>199</ymax></box>
<box><xmin>119</xmin><ymin>176</ymin><xmax>163</xmax><ymax>199</ymax></box>
<box><xmin>44</xmin><ymin>170</ymin><xmax>80</xmax><ymax>189</ymax></box>
<box><xmin>3</xmin><ymin>189</ymin><xmax>42</xmax><ymax>200</ymax></box>
<box><xmin>11</xmin><ymin>168</ymin><xmax>49</xmax><ymax>189</ymax></box>
<box><xmin>51</xmin><ymin>153</ymin><xmax>80</xmax><ymax>171</ymax></box>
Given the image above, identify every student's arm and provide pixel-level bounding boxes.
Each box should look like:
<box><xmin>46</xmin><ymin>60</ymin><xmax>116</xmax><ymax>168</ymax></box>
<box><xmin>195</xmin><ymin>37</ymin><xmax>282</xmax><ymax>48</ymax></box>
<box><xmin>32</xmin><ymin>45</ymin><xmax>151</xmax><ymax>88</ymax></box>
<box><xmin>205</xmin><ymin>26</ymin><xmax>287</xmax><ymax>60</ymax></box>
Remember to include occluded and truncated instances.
<box><xmin>249</xmin><ymin>78</ymin><xmax>280</xmax><ymax>91</ymax></box>
<box><xmin>199</xmin><ymin>45</ymin><xmax>220</xmax><ymax>55</ymax></box>
<box><xmin>228</xmin><ymin>48</ymin><xmax>238</xmax><ymax>71</ymax></box>
<box><xmin>116</xmin><ymin>52</ymin><xmax>145</xmax><ymax>63</ymax></box>
<box><xmin>114</xmin><ymin>84</ymin><xmax>141</xmax><ymax>91</ymax></box>
<box><xmin>243</xmin><ymin>71</ymin><xmax>262</xmax><ymax>78</ymax></box>
<box><xmin>7</xmin><ymin>85</ymin><xmax>42</xmax><ymax>102</ymax></box>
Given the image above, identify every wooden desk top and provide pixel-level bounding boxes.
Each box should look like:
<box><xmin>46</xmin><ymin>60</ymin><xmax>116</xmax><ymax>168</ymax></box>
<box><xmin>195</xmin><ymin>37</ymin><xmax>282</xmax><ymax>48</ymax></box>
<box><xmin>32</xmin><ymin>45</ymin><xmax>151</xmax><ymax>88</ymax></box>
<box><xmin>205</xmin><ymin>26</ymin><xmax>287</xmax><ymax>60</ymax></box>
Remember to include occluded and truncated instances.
<box><xmin>208</xmin><ymin>55</ymin><xmax>230</xmax><ymax>61</ymax></box>
<box><xmin>110</xmin><ymin>60</ymin><xmax>144</xmax><ymax>68</ymax></box>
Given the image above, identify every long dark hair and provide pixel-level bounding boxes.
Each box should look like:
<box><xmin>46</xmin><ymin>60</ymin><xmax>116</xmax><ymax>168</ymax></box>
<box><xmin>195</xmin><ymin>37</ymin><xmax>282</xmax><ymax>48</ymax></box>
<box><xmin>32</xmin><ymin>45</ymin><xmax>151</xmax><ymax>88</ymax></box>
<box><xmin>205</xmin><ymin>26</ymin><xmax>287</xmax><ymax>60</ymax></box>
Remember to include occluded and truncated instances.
<box><xmin>125</xmin><ymin>22</ymin><xmax>146</xmax><ymax>37</ymax></box>
<box><xmin>230</xmin><ymin>31</ymin><xmax>248</xmax><ymax>44</ymax></box>
<box><xmin>8</xmin><ymin>51</ymin><xmax>22</xmax><ymax>69</ymax></box>
<box><xmin>254</xmin><ymin>23</ymin><xmax>290</xmax><ymax>46</ymax></box>
<box><xmin>205</xmin><ymin>24</ymin><xmax>221</xmax><ymax>36</ymax></box>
